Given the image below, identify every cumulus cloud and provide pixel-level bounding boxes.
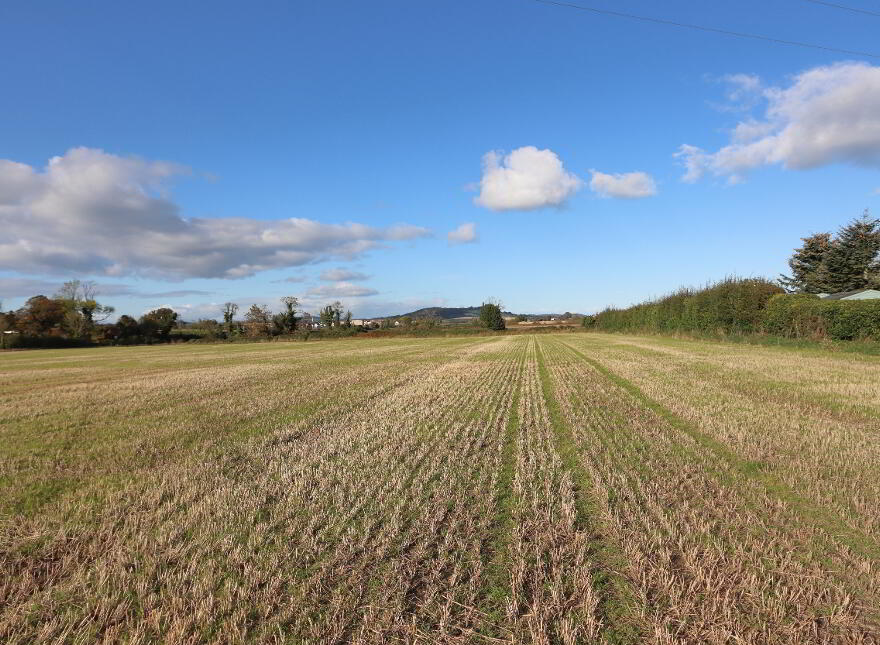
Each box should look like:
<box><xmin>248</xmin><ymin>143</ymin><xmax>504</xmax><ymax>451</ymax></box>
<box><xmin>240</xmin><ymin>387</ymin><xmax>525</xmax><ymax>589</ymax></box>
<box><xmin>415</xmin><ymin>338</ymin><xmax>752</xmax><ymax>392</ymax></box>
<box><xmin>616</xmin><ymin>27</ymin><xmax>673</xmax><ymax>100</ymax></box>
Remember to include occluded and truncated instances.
<box><xmin>589</xmin><ymin>170</ymin><xmax>657</xmax><ymax>199</ymax></box>
<box><xmin>447</xmin><ymin>222</ymin><xmax>478</xmax><ymax>245</ymax></box>
<box><xmin>319</xmin><ymin>268</ymin><xmax>369</xmax><ymax>282</ymax></box>
<box><xmin>678</xmin><ymin>62</ymin><xmax>880</xmax><ymax>182</ymax></box>
<box><xmin>306</xmin><ymin>282</ymin><xmax>379</xmax><ymax>298</ymax></box>
<box><xmin>0</xmin><ymin>148</ymin><xmax>431</xmax><ymax>279</ymax></box>
<box><xmin>474</xmin><ymin>146</ymin><xmax>582</xmax><ymax>211</ymax></box>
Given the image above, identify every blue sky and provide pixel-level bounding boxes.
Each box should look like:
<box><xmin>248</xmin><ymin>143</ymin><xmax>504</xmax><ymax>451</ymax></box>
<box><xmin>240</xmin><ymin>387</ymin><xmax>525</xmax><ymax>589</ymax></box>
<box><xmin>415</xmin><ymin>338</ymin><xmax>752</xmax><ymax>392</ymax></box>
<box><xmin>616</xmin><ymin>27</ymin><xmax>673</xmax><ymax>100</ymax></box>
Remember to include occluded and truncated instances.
<box><xmin>2</xmin><ymin>0</ymin><xmax>879</xmax><ymax>319</ymax></box>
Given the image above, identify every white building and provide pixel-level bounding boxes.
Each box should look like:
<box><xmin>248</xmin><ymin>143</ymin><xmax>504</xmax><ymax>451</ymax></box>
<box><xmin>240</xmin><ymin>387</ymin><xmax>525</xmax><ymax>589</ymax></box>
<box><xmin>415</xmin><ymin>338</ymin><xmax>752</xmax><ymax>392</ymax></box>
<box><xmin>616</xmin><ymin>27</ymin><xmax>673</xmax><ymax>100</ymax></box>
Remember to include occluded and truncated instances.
<box><xmin>819</xmin><ymin>289</ymin><xmax>880</xmax><ymax>301</ymax></box>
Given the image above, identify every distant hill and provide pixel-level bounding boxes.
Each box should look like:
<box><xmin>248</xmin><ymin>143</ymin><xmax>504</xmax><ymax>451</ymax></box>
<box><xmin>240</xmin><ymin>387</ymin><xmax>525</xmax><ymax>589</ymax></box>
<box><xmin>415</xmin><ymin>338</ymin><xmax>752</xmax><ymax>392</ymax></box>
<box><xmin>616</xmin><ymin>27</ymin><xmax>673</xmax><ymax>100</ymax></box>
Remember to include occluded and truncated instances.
<box><xmin>375</xmin><ymin>306</ymin><xmax>582</xmax><ymax>321</ymax></box>
<box><xmin>376</xmin><ymin>306</ymin><xmax>514</xmax><ymax>320</ymax></box>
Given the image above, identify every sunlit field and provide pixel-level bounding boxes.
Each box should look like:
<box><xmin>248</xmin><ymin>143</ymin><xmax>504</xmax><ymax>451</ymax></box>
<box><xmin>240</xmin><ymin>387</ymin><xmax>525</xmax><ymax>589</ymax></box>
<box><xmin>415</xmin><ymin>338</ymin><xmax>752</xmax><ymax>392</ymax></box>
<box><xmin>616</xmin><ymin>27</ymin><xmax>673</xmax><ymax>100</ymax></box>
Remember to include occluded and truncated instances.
<box><xmin>2</xmin><ymin>333</ymin><xmax>880</xmax><ymax>643</ymax></box>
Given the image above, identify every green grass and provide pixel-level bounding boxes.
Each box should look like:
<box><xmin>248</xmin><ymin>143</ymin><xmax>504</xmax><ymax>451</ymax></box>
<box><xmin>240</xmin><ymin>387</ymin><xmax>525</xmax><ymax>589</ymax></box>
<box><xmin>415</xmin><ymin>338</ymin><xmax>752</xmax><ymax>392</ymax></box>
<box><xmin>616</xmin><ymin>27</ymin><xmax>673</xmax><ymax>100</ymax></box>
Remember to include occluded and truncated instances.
<box><xmin>534</xmin><ymin>341</ymin><xmax>643</xmax><ymax>644</ymax></box>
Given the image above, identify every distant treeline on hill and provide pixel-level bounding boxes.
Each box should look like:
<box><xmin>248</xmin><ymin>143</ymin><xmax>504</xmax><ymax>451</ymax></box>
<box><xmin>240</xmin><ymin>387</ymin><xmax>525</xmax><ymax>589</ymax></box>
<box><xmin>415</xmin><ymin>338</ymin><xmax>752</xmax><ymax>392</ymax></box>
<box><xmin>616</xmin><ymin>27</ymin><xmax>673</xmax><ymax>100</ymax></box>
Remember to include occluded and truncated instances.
<box><xmin>584</xmin><ymin>277</ymin><xmax>880</xmax><ymax>341</ymax></box>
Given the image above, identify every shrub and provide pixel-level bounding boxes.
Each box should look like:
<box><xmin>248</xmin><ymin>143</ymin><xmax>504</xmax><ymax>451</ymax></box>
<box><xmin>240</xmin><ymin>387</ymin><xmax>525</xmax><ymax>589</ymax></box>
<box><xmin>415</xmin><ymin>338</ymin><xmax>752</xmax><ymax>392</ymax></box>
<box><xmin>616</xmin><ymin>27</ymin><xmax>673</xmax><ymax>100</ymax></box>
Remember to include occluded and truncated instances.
<box><xmin>763</xmin><ymin>294</ymin><xmax>880</xmax><ymax>340</ymax></box>
<box><xmin>592</xmin><ymin>278</ymin><xmax>783</xmax><ymax>335</ymax></box>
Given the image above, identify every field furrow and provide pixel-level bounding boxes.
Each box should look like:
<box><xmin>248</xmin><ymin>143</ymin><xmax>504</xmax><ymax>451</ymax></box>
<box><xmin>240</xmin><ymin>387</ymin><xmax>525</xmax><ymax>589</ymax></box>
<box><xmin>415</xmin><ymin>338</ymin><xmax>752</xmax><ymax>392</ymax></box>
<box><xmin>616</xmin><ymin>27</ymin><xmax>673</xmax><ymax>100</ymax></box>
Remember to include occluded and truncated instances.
<box><xmin>3</xmin><ymin>332</ymin><xmax>879</xmax><ymax>643</ymax></box>
<box><xmin>539</xmin><ymin>336</ymin><xmax>879</xmax><ymax>642</ymax></box>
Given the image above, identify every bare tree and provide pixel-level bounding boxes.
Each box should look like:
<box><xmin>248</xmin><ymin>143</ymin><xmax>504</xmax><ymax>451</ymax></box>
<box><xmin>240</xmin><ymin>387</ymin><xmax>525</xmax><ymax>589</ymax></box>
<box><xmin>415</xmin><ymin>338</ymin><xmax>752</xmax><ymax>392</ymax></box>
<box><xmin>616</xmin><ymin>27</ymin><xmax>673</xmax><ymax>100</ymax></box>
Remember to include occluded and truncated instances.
<box><xmin>244</xmin><ymin>304</ymin><xmax>272</xmax><ymax>337</ymax></box>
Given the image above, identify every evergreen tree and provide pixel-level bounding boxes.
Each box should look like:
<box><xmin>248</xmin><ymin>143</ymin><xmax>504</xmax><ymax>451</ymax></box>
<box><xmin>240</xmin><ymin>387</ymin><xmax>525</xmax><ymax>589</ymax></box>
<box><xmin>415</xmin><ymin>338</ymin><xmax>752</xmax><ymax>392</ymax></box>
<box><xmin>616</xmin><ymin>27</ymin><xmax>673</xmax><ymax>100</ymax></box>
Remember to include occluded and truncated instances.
<box><xmin>479</xmin><ymin>301</ymin><xmax>505</xmax><ymax>330</ymax></box>
<box><xmin>780</xmin><ymin>211</ymin><xmax>880</xmax><ymax>293</ymax></box>
<box><xmin>779</xmin><ymin>232</ymin><xmax>832</xmax><ymax>293</ymax></box>
<box><xmin>820</xmin><ymin>211</ymin><xmax>880</xmax><ymax>293</ymax></box>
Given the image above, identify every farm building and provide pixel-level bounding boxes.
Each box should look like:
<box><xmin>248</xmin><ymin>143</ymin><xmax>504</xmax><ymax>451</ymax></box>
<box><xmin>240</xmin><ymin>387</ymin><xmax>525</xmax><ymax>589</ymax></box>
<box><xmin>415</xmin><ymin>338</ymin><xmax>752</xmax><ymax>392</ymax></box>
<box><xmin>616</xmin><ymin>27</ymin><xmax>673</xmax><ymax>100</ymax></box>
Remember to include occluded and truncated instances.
<box><xmin>819</xmin><ymin>289</ymin><xmax>880</xmax><ymax>300</ymax></box>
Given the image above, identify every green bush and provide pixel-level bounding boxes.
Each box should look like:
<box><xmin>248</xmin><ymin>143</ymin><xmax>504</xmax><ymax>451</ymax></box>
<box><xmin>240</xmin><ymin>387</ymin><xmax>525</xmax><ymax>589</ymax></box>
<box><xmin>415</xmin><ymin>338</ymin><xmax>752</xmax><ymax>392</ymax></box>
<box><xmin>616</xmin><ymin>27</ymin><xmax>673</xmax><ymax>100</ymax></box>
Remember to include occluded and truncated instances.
<box><xmin>763</xmin><ymin>294</ymin><xmax>880</xmax><ymax>340</ymax></box>
<box><xmin>592</xmin><ymin>278</ymin><xmax>783</xmax><ymax>335</ymax></box>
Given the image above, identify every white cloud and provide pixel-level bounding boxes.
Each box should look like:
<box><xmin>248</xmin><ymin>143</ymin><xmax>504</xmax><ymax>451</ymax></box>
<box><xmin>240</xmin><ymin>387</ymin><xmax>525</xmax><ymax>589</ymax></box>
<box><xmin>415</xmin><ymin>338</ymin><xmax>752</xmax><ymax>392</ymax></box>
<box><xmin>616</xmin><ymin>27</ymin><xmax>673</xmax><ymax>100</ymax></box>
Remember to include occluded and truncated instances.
<box><xmin>718</xmin><ymin>73</ymin><xmax>763</xmax><ymax>110</ymax></box>
<box><xmin>0</xmin><ymin>148</ymin><xmax>431</xmax><ymax>279</ymax></box>
<box><xmin>272</xmin><ymin>275</ymin><xmax>307</xmax><ymax>283</ymax></box>
<box><xmin>589</xmin><ymin>170</ymin><xmax>657</xmax><ymax>199</ymax></box>
<box><xmin>319</xmin><ymin>267</ymin><xmax>369</xmax><ymax>282</ymax></box>
<box><xmin>447</xmin><ymin>222</ymin><xmax>477</xmax><ymax>244</ymax></box>
<box><xmin>678</xmin><ymin>62</ymin><xmax>880</xmax><ymax>182</ymax></box>
<box><xmin>306</xmin><ymin>282</ymin><xmax>379</xmax><ymax>298</ymax></box>
<box><xmin>474</xmin><ymin>146</ymin><xmax>582</xmax><ymax>211</ymax></box>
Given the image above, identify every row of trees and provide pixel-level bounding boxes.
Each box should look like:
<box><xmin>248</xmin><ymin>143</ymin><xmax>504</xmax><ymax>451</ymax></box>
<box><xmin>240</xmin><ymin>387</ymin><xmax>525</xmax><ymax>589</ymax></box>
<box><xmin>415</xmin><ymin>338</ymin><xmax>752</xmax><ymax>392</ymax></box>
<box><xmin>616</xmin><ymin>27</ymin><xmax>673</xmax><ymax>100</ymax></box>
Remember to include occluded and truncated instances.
<box><xmin>0</xmin><ymin>281</ymin><xmax>116</xmax><ymax>339</ymax></box>
<box><xmin>224</xmin><ymin>298</ymin><xmax>359</xmax><ymax>338</ymax></box>
<box><xmin>3</xmin><ymin>281</ymin><xmax>514</xmax><ymax>348</ymax></box>
<box><xmin>780</xmin><ymin>211</ymin><xmax>880</xmax><ymax>294</ymax></box>
<box><xmin>223</xmin><ymin>297</ymin><xmax>309</xmax><ymax>338</ymax></box>
<box><xmin>1</xmin><ymin>291</ymin><xmax>178</xmax><ymax>347</ymax></box>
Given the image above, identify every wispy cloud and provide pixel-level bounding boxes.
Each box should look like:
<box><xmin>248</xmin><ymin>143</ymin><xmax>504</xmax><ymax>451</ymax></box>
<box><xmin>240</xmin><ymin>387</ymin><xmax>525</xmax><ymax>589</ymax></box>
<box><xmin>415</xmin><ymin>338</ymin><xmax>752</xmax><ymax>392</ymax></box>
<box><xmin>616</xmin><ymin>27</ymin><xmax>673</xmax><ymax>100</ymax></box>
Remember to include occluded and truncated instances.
<box><xmin>679</xmin><ymin>62</ymin><xmax>880</xmax><ymax>182</ymax></box>
<box><xmin>589</xmin><ymin>170</ymin><xmax>657</xmax><ymax>199</ymax></box>
<box><xmin>319</xmin><ymin>268</ymin><xmax>370</xmax><ymax>282</ymax></box>
<box><xmin>447</xmin><ymin>222</ymin><xmax>478</xmax><ymax>244</ymax></box>
<box><xmin>306</xmin><ymin>282</ymin><xmax>379</xmax><ymax>298</ymax></box>
<box><xmin>271</xmin><ymin>275</ymin><xmax>308</xmax><ymax>283</ymax></box>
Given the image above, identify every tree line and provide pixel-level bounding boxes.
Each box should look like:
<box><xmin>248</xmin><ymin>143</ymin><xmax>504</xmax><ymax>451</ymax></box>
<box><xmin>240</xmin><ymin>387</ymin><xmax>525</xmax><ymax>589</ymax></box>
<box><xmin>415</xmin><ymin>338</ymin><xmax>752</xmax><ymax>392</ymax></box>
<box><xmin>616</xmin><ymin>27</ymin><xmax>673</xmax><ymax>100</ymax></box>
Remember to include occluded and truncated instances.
<box><xmin>0</xmin><ymin>287</ymin><xmax>357</xmax><ymax>348</ymax></box>
<box><xmin>585</xmin><ymin>211</ymin><xmax>880</xmax><ymax>342</ymax></box>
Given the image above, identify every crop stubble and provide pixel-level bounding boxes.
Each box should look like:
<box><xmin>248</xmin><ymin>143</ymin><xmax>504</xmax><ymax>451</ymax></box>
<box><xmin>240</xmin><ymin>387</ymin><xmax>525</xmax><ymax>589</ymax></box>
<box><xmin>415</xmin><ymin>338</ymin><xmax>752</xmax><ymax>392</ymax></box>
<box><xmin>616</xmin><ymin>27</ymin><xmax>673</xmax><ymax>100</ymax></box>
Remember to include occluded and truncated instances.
<box><xmin>2</xmin><ymin>333</ymin><xmax>879</xmax><ymax>643</ymax></box>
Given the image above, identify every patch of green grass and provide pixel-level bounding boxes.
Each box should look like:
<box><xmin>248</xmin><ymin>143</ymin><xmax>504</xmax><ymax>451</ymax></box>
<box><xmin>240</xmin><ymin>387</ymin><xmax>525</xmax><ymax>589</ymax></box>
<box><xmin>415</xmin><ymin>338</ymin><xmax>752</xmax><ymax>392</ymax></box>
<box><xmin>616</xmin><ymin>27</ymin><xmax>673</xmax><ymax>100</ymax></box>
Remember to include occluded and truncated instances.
<box><xmin>2</xmin><ymin>476</ymin><xmax>77</xmax><ymax>516</ymax></box>
<box><xmin>480</xmin><ymin>355</ymin><xmax>523</xmax><ymax>635</ymax></box>
<box><xmin>534</xmin><ymin>340</ymin><xmax>643</xmax><ymax>645</ymax></box>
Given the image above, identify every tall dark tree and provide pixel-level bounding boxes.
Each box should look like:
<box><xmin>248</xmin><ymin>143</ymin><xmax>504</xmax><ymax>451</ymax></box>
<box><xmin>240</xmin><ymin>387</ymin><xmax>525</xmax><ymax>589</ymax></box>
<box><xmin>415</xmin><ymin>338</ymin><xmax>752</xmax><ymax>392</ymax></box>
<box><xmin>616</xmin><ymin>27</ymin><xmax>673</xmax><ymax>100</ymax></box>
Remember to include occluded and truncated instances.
<box><xmin>820</xmin><ymin>211</ymin><xmax>880</xmax><ymax>293</ymax></box>
<box><xmin>276</xmin><ymin>296</ymin><xmax>299</xmax><ymax>333</ymax></box>
<box><xmin>480</xmin><ymin>301</ymin><xmax>506</xmax><ymax>331</ymax></box>
<box><xmin>222</xmin><ymin>302</ymin><xmax>239</xmax><ymax>335</ymax></box>
<box><xmin>116</xmin><ymin>315</ymin><xmax>141</xmax><ymax>339</ymax></box>
<box><xmin>779</xmin><ymin>232</ymin><xmax>832</xmax><ymax>293</ymax></box>
<box><xmin>780</xmin><ymin>211</ymin><xmax>880</xmax><ymax>293</ymax></box>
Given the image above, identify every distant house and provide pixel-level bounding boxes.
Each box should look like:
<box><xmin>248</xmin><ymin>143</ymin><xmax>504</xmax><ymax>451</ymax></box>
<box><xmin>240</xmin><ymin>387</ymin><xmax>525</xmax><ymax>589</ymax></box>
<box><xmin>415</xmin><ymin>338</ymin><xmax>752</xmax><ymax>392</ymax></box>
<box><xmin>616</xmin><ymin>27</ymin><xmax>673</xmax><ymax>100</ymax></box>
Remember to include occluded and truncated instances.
<box><xmin>818</xmin><ymin>289</ymin><xmax>880</xmax><ymax>301</ymax></box>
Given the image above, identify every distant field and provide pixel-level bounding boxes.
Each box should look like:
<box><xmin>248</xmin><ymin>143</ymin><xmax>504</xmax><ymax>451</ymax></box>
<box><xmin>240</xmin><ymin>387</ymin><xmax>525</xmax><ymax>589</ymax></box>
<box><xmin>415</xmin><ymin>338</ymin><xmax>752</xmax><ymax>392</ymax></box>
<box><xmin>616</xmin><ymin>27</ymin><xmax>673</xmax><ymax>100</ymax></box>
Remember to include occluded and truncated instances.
<box><xmin>2</xmin><ymin>334</ymin><xmax>880</xmax><ymax>643</ymax></box>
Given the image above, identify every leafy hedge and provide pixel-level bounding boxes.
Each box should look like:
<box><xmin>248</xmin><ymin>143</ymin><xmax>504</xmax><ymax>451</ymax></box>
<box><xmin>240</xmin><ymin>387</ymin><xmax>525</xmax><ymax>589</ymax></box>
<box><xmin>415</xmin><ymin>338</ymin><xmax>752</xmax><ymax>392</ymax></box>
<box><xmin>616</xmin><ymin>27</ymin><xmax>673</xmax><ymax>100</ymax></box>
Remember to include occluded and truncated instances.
<box><xmin>763</xmin><ymin>294</ymin><xmax>880</xmax><ymax>340</ymax></box>
<box><xmin>588</xmin><ymin>278</ymin><xmax>783</xmax><ymax>335</ymax></box>
<box><xmin>587</xmin><ymin>278</ymin><xmax>880</xmax><ymax>341</ymax></box>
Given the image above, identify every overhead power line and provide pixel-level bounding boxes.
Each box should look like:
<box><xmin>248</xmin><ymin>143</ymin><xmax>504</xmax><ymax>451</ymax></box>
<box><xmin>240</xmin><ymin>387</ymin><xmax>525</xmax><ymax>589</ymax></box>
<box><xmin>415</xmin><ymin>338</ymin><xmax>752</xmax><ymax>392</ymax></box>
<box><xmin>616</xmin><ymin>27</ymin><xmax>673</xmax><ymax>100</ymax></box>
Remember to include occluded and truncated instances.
<box><xmin>797</xmin><ymin>0</ymin><xmax>880</xmax><ymax>18</ymax></box>
<box><xmin>532</xmin><ymin>0</ymin><xmax>880</xmax><ymax>59</ymax></box>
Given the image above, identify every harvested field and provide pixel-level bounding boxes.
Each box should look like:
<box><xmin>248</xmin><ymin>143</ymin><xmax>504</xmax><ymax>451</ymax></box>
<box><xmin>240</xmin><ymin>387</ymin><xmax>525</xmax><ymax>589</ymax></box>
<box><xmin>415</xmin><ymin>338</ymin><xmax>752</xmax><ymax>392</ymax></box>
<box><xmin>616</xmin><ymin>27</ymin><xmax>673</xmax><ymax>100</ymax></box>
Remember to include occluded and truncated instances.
<box><xmin>2</xmin><ymin>333</ymin><xmax>880</xmax><ymax>643</ymax></box>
